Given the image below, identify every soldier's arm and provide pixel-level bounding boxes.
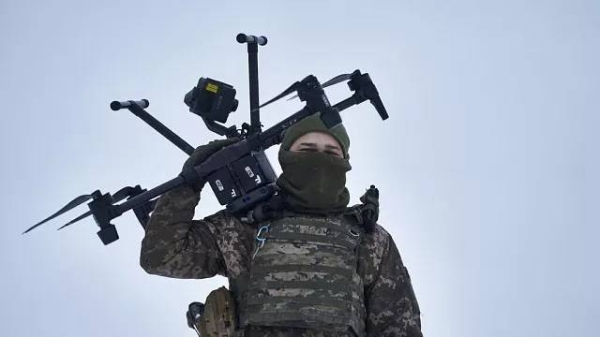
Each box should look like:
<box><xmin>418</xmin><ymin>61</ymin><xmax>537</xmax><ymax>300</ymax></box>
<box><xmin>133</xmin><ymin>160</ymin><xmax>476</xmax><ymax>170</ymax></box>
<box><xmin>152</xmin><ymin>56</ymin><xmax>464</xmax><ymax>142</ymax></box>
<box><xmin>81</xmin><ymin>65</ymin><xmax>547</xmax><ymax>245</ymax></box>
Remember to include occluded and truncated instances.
<box><xmin>365</xmin><ymin>233</ymin><xmax>423</xmax><ymax>337</ymax></box>
<box><xmin>139</xmin><ymin>185</ymin><xmax>226</xmax><ymax>279</ymax></box>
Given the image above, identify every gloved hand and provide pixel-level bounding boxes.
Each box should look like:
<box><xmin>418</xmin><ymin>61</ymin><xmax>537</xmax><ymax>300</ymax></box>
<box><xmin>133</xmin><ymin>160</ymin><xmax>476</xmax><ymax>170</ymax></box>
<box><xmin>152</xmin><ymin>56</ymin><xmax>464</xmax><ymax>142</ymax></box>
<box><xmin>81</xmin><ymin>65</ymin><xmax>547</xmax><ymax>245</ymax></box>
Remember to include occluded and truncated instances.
<box><xmin>182</xmin><ymin>138</ymin><xmax>239</xmax><ymax>192</ymax></box>
<box><xmin>359</xmin><ymin>185</ymin><xmax>379</xmax><ymax>233</ymax></box>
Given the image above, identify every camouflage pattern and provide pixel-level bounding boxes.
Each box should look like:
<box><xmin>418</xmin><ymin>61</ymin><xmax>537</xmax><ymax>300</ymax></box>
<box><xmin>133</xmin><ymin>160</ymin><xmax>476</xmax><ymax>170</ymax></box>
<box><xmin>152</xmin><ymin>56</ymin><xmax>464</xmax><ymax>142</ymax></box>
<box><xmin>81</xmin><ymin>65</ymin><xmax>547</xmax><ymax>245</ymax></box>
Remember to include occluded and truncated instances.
<box><xmin>140</xmin><ymin>185</ymin><xmax>423</xmax><ymax>337</ymax></box>
<box><xmin>240</xmin><ymin>215</ymin><xmax>365</xmax><ymax>335</ymax></box>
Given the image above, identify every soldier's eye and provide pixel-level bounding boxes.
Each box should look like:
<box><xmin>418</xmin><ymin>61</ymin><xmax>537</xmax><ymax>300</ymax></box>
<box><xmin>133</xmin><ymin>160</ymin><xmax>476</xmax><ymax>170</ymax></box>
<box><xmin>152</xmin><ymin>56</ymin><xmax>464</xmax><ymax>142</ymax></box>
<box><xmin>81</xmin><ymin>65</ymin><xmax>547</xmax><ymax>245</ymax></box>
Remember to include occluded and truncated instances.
<box><xmin>325</xmin><ymin>150</ymin><xmax>342</xmax><ymax>157</ymax></box>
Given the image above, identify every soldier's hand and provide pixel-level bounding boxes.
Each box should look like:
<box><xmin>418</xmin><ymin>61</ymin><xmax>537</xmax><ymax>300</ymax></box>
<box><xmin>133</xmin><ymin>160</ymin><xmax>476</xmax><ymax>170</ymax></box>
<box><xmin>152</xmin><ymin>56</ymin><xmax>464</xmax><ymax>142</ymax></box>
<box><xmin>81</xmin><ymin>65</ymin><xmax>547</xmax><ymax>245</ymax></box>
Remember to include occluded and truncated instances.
<box><xmin>182</xmin><ymin>138</ymin><xmax>240</xmax><ymax>191</ymax></box>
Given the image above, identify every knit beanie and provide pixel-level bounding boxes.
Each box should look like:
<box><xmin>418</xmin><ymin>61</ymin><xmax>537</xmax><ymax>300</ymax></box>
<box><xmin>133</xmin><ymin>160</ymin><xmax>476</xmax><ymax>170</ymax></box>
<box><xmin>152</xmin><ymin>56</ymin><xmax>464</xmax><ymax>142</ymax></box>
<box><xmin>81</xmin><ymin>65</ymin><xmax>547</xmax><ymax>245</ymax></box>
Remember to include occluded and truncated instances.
<box><xmin>280</xmin><ymin>113</ymin><xmax>350</xmax><ymax>158</ymax></box>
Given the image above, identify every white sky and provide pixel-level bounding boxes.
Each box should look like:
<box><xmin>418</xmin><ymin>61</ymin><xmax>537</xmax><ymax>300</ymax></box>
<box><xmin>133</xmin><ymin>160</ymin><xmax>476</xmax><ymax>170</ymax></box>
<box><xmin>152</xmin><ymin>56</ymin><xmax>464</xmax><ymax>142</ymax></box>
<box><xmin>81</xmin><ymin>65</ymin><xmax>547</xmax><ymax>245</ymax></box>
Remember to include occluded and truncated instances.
<box><xmin>1</xmin><ymin>0</ymin><xmax>598</xmax><ymax>336</ymax></box>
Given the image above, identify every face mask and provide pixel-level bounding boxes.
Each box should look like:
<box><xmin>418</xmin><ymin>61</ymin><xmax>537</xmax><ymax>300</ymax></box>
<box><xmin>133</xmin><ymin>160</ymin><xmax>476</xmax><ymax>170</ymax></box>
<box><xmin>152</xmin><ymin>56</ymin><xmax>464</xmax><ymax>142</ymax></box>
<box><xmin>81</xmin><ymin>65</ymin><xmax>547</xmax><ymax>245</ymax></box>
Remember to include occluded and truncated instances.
<box><xmin>276</xmin><ymin>150</ymin><xmax>351</xmax><ymax>214</ymax></box>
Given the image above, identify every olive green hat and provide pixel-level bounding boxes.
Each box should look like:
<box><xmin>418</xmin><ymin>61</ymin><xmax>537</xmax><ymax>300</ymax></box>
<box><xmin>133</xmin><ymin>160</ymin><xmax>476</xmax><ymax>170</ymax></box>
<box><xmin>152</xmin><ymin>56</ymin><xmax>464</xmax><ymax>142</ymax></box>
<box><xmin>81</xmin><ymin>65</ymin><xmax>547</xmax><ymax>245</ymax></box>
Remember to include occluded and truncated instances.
<box><xmin>280</xmin><ymin>113</ymin><xmax>350</xmax><ymax>157</ymax></box>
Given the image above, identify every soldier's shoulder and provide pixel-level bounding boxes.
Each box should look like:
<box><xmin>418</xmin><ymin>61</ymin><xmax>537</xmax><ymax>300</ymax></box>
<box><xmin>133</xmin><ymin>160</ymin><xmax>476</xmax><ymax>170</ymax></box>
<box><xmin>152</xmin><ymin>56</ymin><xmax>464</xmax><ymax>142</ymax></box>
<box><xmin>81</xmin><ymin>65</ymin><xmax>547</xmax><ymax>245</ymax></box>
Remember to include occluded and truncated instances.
<box><xmin>362</xmin><ymin>223</ymin><xmax>391</xmax><ymax>247</ymax></box>
<box><xmin>200</xmin><ymin>209</ymin><xmax>256</xmax><ymax>236</ymax></box>
<box><xmin>371</xmin><ymin>222</ymin><xmax>391</xmax><ymax>237</ymax></box>
<box><xmin>202</xmin><ymin>209</ymin><xmax>241</xmax><ymax>226</ymax></box>
<box><xmin>358</xmin><ymin>223</ymin><xmax>391</xmax><ymax>275</ymax></box>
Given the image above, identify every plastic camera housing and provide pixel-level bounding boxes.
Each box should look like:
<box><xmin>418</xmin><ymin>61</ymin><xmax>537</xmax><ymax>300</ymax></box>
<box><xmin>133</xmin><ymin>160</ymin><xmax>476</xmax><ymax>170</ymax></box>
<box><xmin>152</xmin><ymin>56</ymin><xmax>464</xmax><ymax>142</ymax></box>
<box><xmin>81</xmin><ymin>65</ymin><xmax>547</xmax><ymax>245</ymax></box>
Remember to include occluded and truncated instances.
<box><xmin>184</xmin><ymin>77</ymin><xmax>238</xmax><ymax>123</ymax></box>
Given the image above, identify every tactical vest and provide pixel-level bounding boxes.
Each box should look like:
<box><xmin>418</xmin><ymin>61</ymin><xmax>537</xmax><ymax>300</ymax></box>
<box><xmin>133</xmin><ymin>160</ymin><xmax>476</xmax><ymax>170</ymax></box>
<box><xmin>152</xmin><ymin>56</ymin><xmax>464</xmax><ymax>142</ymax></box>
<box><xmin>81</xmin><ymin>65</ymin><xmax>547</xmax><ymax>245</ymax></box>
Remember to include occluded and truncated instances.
<box><xmin>239</xmin><ymin>214</ymin><xmax>366</xmax><ymax>336</ymax></box>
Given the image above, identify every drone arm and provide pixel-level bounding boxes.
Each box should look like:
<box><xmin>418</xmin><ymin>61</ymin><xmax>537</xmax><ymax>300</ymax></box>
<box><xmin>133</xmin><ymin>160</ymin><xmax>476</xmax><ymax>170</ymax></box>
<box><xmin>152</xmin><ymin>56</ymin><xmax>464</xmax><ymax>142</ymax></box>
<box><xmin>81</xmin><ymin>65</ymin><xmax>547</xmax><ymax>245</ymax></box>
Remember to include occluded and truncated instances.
<box><xmin>257</xmin><ymin>106</ymin><xmax>313</xmax><ymax>147</ymax></box>
<box><xmin>333</xmin><ymin>93</ymin><xmax>364</xmax><ymax>113</ymax></box>
<box><xmin>113</xmin><ymin>99</ymin><xmax>195</xmax><ymax>155</ymax></box>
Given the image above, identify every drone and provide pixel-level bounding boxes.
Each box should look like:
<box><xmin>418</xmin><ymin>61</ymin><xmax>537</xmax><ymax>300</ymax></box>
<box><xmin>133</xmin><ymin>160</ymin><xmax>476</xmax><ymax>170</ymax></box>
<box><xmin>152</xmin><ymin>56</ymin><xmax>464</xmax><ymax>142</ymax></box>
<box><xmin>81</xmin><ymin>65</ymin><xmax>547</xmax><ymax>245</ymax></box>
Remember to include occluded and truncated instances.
<box><xmin>23</xmin><ymin>33</ymin><xmax>389</xmax><ymax>245</ymax></box>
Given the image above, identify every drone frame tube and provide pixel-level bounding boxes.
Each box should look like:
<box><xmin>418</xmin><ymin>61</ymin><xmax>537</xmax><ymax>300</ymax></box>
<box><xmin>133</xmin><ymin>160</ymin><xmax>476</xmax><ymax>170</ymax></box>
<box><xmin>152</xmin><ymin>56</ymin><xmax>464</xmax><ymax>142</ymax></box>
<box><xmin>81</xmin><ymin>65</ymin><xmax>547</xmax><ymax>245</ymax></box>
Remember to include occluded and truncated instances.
<box><xmin>237</xmin><ymin>32</ymin><xmax>267</xmax><ymax>135</ymax></box>
<box><xmin>248</xmin><ymin>42</ymin><xmax>261</xmax><ymax>134</ymax></box>
<box><xmin>113</xmin><ymin>100</ymin><xmax>195</xmax><ymax>155</ymax></box>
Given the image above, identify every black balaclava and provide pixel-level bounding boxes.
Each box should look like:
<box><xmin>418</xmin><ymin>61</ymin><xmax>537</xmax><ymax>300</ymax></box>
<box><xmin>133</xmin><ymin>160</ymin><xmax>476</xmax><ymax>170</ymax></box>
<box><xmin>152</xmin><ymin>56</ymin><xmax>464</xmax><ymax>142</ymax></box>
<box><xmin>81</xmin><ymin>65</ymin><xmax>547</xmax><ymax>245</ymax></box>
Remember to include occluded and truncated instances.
<box><xmin>276</xmin><ymin>113</ymin><xmax>351</xmax><ymax>215</ymax></box>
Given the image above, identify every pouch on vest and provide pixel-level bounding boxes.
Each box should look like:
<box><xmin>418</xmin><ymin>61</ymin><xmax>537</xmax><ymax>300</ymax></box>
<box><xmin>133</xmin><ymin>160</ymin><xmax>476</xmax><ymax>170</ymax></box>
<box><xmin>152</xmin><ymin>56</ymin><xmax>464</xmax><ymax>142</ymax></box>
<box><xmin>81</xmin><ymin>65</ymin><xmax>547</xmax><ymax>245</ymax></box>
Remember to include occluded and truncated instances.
<box><xmin>199</xmin><ymin>286</ymin><xmax>237</xmax><ymax>337</ymax></box>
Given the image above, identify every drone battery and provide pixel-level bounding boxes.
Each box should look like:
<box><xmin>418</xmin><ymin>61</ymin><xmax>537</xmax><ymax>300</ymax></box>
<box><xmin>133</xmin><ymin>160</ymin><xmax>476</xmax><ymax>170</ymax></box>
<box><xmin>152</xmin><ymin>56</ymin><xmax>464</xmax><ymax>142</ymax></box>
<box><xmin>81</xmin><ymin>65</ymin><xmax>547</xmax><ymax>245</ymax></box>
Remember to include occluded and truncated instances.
<box><xmin>231</xmin><ymin>152</ymin><xmax>277</xmax><ymax>193</ymax></box>
<box><xmin>254</xmin><ymin>151</ymin><xmax>278</xmax><ymax>183</ymax></box>
<box><xmin>207</xmin><ymin>168</ymin><xmax>241</xmax><ymax>205</ymax></box>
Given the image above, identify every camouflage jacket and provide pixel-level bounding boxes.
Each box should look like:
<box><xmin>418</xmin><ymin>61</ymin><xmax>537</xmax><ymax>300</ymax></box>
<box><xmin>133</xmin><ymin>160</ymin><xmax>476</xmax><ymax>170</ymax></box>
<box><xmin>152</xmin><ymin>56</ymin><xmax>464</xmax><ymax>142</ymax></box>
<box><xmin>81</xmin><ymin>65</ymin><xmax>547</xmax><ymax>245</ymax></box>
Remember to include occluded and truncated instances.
<box><xmin>140</xmin><ymin>186</ymin><xmax>423</xmax><ymax>337</ymax></box>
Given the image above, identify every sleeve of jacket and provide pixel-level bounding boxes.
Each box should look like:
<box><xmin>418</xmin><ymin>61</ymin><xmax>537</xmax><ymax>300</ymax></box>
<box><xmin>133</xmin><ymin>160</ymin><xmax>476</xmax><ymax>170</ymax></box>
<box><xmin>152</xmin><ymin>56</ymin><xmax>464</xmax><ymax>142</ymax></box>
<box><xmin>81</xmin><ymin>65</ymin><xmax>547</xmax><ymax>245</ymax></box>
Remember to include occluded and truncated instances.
<box><xmin>139</xmin><ymin>185</ymin><xmax>226</xmax><ymax>279</ymax></box>
<box><xmin>366</xmin><ymin>233</ymin><xmax>423</xmax><ymax>337</ymax></box>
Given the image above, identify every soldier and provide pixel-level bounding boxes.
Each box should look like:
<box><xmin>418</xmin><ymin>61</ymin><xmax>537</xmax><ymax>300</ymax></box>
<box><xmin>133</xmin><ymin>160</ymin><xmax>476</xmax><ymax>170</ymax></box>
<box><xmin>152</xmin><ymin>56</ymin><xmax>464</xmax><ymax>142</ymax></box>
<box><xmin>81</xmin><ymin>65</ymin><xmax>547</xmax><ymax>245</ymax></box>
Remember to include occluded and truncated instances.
<box><xmin>140</xmin><ymin>113</ymin><xmax>423</xmax><ymax>337</ymax></box>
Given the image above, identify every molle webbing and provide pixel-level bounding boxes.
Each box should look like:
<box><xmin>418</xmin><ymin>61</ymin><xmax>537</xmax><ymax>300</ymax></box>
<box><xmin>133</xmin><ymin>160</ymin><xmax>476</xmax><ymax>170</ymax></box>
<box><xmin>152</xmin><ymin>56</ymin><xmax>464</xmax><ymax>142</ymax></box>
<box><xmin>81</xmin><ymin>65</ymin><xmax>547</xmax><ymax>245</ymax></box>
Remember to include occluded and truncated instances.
<box><xmin>249</xmin><ymin>264</ymin><xmax>356</xmax><ymax>279</ymax></box>
<box><xmin>265</xmin><ymin>232</ymin><xmax>357</xmax><ymax>250</ymax></box>
<box><xmin>245</xmin><ymin>296</ymin><xmax>351</xmax><ymax>309</ymax></box>
<box><xmin>240</xmin><ymin>215</ymin><xmax>366</xmax><ymax>336</ymax></box>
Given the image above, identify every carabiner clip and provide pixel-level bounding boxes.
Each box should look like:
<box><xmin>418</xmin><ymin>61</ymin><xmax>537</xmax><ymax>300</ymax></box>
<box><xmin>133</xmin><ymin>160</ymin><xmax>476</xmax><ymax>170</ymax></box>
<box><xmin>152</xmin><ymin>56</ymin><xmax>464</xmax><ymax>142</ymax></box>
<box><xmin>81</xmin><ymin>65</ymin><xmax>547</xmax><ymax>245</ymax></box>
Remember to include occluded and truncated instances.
<box><xmin>253</xmin><ymin>223</ymin><xmax>270</xmax><ymax>259</ymax></box>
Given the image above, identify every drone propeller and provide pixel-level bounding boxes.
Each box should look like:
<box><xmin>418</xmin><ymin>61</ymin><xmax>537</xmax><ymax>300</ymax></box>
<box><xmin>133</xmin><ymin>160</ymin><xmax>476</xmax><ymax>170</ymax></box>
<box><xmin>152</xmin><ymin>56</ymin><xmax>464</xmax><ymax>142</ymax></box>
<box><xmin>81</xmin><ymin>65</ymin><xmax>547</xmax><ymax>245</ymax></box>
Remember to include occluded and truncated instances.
<box><xmin>255</xmin><ymin>81</ymin><xmax>300</xmax><ymax>111</ymax></box>
<box><xmin>321</xmin><ymin>73</ymin><xmax>353</xmax><ymax>89</ymax></box>
<box><xmin>286</xmin><ymin>73</ymin><xmax>352</xmax><ymax>101</ymax></box>
<box><xmin>55</xmin><ymin>186</ymin><xmax>138</xmax><ymax>231</ymax></box>
<box><xmin>23</xmin><ymin>186</ymin><xmax>138</xmax><ymax>234</ymax></box>
<box><xmin>56</xmin><ymin>211</ymin><xmax>92</xmax><ymax>231</ymax></box>
<box><xmin>112</xmin><ymin>186</ymin><xmax>138</xmax><ymax>201</ymax></box>
<box><xmin>22</xmin><ymin>194</ymin><xmax>94</xmax><ymax>234</ymax></box>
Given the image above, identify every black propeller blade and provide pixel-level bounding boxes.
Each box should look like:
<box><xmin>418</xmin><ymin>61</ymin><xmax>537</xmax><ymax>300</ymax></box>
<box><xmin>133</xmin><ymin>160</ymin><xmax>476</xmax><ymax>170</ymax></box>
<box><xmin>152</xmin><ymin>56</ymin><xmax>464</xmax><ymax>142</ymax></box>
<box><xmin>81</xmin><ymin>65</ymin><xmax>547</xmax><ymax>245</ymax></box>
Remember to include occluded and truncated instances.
<box><xmin>112</xmin><ymin>186</ymin><xmax>137</xmax><ymax>201</ymax></box>
<box><xmin>321</xmin><ymin>73</ymin><xmax>353</xmax><ymax>88</ymax></box>
<box><xmin>56</xmin><ymin>211</ymin><xmax>92</xmax><ymax>231</ymax></box>
<box><xmin>23</xmin><ymin>194</ymin><xmax>94</xmax><ymax>234</ymax></box>
<box><xmin>255</xmin><ymin>81</ymin><xmax>301</xmax><ymax>111</ymax></box>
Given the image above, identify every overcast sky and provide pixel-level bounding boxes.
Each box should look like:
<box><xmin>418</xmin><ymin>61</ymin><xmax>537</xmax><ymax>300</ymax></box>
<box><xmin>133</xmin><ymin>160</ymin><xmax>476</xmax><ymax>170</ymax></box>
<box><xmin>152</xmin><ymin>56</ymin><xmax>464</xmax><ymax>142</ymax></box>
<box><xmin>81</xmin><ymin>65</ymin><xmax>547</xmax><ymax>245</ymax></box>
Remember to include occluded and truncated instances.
<box><xmin>1</xmin><ymin>0</ymin><xmax>598</xmax><ymax>336</ymax></box>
